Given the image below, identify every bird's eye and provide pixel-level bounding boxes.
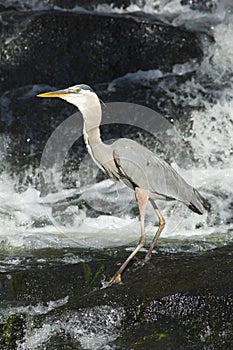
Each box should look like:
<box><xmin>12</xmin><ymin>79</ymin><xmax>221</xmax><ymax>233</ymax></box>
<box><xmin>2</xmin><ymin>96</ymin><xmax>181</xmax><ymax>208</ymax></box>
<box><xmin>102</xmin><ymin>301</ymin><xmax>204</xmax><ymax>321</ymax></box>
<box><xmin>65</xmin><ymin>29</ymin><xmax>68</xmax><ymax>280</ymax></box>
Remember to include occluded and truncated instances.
<box><xmin>69</xmin><ymin>87</ymin><xmax>81</xmax><ymax>93</ymax></box>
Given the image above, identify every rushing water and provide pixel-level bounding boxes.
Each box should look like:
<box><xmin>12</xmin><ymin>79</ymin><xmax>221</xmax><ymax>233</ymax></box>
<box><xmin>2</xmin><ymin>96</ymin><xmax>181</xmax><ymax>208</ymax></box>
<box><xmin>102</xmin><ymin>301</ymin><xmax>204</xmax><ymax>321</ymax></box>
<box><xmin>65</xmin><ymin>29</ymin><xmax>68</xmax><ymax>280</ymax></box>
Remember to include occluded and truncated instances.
<box><xmin>0</xmin><ymin>0</ymin><xmax>233</xmax><ymax>349</ymax></box>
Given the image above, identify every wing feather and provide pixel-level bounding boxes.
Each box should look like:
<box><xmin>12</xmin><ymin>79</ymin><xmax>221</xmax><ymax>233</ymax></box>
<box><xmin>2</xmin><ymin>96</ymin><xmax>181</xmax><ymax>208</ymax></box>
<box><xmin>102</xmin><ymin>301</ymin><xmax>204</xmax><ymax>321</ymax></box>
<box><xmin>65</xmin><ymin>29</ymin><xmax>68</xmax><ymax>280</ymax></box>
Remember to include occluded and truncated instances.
<box><xmin>113</xmin><ymin>138</ymin><xmax>194</xmax><ymax>204</ymax></box>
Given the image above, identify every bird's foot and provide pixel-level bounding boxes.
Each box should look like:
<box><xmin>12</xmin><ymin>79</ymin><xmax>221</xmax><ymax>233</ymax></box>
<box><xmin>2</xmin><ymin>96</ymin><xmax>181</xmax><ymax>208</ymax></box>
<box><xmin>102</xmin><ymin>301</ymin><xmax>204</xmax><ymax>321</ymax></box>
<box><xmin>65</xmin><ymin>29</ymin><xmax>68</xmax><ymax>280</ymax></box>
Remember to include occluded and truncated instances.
<box><xmin>107</xmin><ymin>272</ymin><xmax>123</xmax><ymax>287</ymax></box>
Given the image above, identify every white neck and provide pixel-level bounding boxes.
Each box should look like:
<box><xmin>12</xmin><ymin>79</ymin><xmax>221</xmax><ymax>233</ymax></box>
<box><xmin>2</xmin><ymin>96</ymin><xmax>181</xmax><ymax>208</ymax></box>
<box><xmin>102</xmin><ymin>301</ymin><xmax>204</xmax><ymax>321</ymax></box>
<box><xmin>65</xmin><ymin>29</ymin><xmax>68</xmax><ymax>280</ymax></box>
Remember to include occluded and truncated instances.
<box><xmin>62</xmin><ymin>92</ymin><xmax>103</xmax><ymax>150</ymax></box>
<box><xmin>61</xmin><ymin>92</ymin><xmax>108</xmax><ymax>171</ymax></box>
<box><xmin>82</xmin><ymin>106</ymin><xmax>102</xmax><ymax>151</ymax></box>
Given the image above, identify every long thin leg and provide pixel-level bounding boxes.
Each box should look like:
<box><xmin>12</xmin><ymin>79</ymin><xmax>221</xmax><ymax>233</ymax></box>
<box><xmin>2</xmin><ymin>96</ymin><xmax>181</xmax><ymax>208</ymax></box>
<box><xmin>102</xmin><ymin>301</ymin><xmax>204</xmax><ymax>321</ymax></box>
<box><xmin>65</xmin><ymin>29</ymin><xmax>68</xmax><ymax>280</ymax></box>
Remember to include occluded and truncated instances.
<box><xmin>108</xmin><ymin>187</ymin><xmax>149</xmax><ymax>286</ymax></box>
<box><xmin>144</xmin><ymin>198</ymin><xmax>165</xmax><ymax>262</ymax></box>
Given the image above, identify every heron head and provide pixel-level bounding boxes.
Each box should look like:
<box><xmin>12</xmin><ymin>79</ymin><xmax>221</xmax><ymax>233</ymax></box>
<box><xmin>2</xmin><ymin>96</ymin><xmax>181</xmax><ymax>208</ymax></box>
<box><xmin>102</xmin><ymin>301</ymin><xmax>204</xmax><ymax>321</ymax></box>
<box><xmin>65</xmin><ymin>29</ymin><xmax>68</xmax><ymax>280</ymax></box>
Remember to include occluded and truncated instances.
<box><xmin>37</xmin><ymin>84</ymin><xmax>98</xmax><ymax>110</ymax></box>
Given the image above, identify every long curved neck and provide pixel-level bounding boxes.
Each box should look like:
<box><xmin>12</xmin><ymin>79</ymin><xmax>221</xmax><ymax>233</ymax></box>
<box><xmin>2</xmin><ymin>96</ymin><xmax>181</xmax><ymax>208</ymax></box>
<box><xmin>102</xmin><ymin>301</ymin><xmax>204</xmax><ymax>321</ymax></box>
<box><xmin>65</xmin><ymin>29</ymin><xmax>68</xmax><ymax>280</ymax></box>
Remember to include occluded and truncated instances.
<box><xmin>73</xmin><ymin>95</ymin><xmax>114</xmax><ymax>175</ymax></box>
<box><xmin>80</xmin><ymin>101</ymin><xmax>103</xmax><ymax>150</ymax></box>
<box><xmin>84</xmin><ymin>117</ymin><xmax>101</xmax><ymax>150</ymax></box>
<box><xmin>80</xmin><ymin>101</ymin><xmax>111</xmax><ymax>173</ymax></box>
<box><xmin>61</xmin><ymin>92</ymin><xmax>108</xmax><ymax>170</ymax></box>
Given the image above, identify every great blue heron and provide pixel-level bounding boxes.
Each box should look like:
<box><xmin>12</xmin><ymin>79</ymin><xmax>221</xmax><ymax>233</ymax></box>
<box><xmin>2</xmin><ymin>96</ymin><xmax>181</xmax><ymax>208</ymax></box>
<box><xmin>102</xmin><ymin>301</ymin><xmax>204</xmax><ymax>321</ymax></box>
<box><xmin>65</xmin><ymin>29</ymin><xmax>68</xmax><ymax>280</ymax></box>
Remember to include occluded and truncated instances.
<box><xmin>37</xmin><ymin>84</ymin><xmax>206</xmax><ymax>286</ymax></box>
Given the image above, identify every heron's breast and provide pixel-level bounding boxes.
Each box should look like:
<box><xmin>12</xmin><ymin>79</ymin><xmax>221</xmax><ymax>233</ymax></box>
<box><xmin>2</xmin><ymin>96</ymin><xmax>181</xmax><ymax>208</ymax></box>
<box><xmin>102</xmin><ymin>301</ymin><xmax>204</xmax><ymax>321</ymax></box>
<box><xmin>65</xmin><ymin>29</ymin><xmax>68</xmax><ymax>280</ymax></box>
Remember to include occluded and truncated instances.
<box><xmin>91</xmin><ymin>146</ymin><xmax>121</xmax><ymax>181</ymax></box>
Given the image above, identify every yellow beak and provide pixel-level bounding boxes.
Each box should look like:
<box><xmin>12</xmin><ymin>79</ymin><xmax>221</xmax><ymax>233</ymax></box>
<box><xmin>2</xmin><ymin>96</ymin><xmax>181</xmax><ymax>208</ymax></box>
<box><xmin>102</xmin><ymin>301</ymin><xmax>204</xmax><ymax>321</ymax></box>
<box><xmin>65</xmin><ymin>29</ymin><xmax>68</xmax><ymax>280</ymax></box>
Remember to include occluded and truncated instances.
<box><xmin>37</xmin><ymin>89</ymin><xmax>69</xmax><ymax>98</ymax></box>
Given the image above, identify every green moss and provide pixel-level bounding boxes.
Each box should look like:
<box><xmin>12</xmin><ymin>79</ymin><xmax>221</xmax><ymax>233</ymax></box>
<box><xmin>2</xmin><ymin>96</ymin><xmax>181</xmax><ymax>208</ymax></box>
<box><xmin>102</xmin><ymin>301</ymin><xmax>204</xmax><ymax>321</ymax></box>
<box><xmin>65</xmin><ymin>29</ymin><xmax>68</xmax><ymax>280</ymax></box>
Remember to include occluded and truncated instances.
<box><xmin>157</xmin><ymin>333</ymin><xmax>167</xmax><ymax>340</ymax></box>
<box><xmin>0</xmin><ymin>314</ymin><xmax>25</xmax><ymax>350</ymax></box>
<box><xmin>81</xmin><ymin>261</ymin><xmax>105</xmax><ymax>291</ymax></box>
<box><xmin>134</xmin><ymin>332</ymin><xmax>168</xmax><ymax>345</ymax></box>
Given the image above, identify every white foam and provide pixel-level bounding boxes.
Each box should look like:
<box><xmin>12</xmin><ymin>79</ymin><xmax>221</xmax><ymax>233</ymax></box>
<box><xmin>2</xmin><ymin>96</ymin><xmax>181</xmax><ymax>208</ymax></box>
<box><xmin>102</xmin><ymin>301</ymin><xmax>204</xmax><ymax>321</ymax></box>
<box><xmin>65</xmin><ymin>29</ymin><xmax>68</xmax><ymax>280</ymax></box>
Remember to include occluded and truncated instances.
<box><xmin>107</xmin><ymin>69</ymin><xmax>164</xmax><ymax>92</ymax></box>
<box><xmin>95</xmin><ymin>0</ymin><xmax>230</xmax><ymax>27</ymax></box>
<box><xmin>0</xmin><ymin>163</ymin><xmax>232</xmax><ymax>254</ymax></box>
<box><xmin>19</xmin><ymin>305</ymin><xmax>124</xmax><ymax>350</ymax></box>
<box><xmin>0</xmin><ymin>296</ymin><xmax>69</xmax><ymax>323</ymax></box>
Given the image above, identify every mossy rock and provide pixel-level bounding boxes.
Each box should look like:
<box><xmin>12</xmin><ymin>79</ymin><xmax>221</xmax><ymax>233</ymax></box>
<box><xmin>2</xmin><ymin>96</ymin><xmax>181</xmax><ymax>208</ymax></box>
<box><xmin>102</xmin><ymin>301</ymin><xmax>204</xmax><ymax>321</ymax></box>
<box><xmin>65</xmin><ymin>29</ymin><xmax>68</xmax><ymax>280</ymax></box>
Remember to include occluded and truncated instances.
<box><xmin>0</xmin><ymin>314</ymin><xmax>26</xmax><ymax>349</ymax></box>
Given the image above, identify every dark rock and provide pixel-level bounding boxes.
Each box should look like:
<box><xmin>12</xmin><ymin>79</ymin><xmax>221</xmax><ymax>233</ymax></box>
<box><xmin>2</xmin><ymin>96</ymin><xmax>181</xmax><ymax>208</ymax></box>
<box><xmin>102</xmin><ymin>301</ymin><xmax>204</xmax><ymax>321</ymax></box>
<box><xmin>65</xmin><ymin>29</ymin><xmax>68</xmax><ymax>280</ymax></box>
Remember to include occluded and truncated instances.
<box><xmin>0</xmin><ymin>314</ymin><xmax>26</xmax><ymax>350</ymax></box>
<box><xmin>0</xmin><ymin>4</ymin><xmax>17</xmax><ymax>12</ymax></box>
<box><xmin>0</xmin><ymin>0</ymin><xmax>140</xmax><ymax>12</ymax></box>
<box><xmin>50</xmin><ymin>0</ymin><xmax>136</xmax><ymax>10</ymax></box>
<box><xmin>0</xmin><ymin>84</ymin><xmax>77</xmax><ymax>174</ymax></box>
<box><xmin>97</xmin><ymin>70</ymin><xmax>195</xmax><ymax>119</ymax></box>
<box><xmin>0</xmin><ymin>245</ymin><xmax>232</xmax><ymax>348</ymax></box>
<box><xmin>0</xmin><ymin>10</ymin><xmax>203</xmax><ymax>93</ymax></box>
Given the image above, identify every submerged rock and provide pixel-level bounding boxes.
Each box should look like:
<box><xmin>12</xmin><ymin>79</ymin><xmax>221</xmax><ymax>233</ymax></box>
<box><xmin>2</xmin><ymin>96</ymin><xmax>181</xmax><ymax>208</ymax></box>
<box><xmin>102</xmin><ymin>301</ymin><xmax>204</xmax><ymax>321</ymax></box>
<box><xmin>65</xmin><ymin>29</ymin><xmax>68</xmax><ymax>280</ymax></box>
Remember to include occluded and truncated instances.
<box><xmin>0</xmin><ymin>245</ymin><xmax>232</xmax><ymax>348</ymax></box>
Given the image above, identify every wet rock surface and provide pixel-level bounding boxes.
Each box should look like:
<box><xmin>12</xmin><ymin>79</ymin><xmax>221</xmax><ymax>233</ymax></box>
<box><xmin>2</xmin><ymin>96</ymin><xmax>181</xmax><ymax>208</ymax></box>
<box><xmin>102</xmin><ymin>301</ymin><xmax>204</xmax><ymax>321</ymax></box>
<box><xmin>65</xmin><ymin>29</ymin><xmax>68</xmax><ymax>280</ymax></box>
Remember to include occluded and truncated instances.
<box><xmin>0</xmin><ymin>244</ymin><xmax>232</xmax><ymax>348</ymax></box>
<box><xmin>0</xmin><ymin>10</ymin><xmax>202</xmax><ymax>93</ymax></box>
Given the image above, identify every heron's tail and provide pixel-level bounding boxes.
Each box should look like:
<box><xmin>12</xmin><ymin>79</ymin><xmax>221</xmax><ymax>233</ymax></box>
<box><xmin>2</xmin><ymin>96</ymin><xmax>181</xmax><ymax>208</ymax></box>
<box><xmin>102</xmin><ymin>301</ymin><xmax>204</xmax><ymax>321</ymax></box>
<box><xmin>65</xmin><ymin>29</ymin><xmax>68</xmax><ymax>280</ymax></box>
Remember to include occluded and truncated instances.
<box><xmin>188</xmin><ymin>188</ymin><xmax>210</xmax><ymax>215</ymax></box>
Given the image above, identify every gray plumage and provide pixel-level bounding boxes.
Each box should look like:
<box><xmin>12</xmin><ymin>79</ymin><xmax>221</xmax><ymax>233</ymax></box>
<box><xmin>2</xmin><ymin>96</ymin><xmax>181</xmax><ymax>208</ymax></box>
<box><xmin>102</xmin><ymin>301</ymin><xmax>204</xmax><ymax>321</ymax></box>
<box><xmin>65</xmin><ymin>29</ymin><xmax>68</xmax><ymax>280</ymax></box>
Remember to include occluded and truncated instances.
<box><xmin>109</xmin><ymin>138</ymin><xmax>206</xmax><ymax>214</ymax></box>
<box><xmin>37</xmin><ymin>84</ymin><xmax>207</xmax><ymax>286</ymax></box>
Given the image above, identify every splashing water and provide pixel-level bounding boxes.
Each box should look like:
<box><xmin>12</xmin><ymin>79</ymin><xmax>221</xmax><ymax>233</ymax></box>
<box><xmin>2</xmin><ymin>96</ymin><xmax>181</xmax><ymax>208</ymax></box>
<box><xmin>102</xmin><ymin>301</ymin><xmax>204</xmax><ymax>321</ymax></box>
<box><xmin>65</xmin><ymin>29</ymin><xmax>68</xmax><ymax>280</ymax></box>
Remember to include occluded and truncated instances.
<box><xmin>19</xmin><ymin>305</ymin><xmax>124</xmax><ymax>350</ymax></box>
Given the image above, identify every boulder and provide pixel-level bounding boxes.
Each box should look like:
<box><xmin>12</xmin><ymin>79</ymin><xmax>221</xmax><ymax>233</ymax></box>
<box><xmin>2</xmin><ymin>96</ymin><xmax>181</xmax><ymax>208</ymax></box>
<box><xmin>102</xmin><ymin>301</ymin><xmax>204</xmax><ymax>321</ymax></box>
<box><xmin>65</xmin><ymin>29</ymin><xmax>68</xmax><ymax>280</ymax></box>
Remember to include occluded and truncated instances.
<box><xmin>0</xmin><ymin>245</ymin><xmax>232</xmax><ymax>348</ymax></box>
<box><xmin>0</xmin><ymin>10</ymin><xmax>202</xmax><ymax>93</ymax></box>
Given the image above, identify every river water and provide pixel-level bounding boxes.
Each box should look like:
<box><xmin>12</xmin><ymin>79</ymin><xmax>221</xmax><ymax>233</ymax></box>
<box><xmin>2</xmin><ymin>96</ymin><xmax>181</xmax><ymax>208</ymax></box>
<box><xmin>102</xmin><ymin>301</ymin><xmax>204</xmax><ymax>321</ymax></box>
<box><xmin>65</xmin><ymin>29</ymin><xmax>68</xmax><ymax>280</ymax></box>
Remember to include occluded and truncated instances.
<box><xmin>0</xmin><ymin>0</ymin><xmax>232</xmax><ymax>349</ymax></box>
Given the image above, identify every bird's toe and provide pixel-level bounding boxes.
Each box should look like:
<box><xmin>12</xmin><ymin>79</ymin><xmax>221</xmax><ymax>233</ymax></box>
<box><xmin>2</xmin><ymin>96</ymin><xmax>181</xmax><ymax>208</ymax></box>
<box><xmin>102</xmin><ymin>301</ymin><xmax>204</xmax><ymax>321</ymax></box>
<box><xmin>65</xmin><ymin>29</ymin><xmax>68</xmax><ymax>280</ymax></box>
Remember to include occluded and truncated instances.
<box><xmin>108</xmin><ymin>272</ymin><xmax>123</xmax><ymax>287</ymax></box>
